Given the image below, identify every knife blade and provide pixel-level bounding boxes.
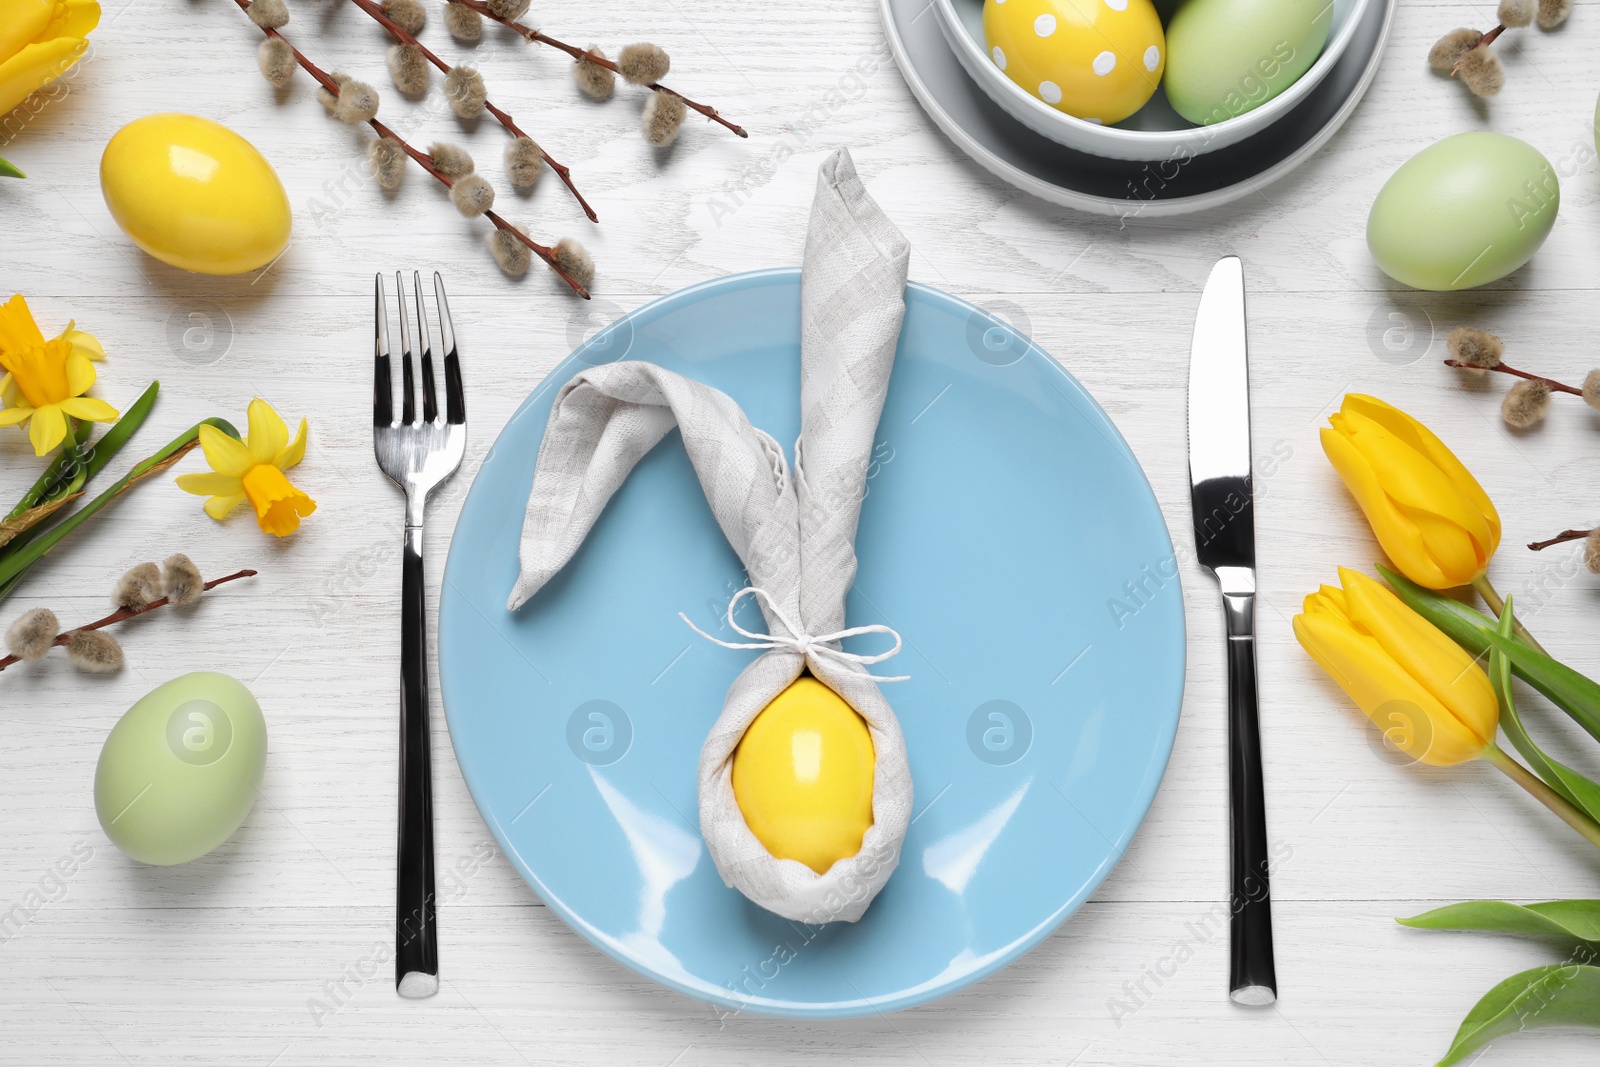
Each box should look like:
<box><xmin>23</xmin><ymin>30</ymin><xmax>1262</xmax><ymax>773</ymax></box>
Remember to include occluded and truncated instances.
<box><xmin>1187</xmin><ymin>255</ymin><xmax>1277</xmax><ymax>1007</ymax></box>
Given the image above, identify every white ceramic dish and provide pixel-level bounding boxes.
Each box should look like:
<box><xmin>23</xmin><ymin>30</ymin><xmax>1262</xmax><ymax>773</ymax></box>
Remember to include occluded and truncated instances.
<box><xmin>881</xmin><ymin>0</ymin><xmax>1393</xmax><ymax>217</ymax></box>
<box><xmin>935</xmin><ymin>0</ymin><xmax>1372</xmax><ymax>161</ymax></box>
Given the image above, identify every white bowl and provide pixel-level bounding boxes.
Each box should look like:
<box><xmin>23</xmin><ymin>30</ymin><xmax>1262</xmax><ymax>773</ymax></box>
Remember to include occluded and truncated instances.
<box><xmin>934</xmin><ymin>0</ymin><xmax>1372</xmax><ymax>161</ymax></box>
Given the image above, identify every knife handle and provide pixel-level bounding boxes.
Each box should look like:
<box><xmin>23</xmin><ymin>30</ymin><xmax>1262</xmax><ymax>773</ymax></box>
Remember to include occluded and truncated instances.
<box><xmin>1222</xmin><ymin>591</ymin><xmax>1277</xmax><ymax>1006</ymax></box>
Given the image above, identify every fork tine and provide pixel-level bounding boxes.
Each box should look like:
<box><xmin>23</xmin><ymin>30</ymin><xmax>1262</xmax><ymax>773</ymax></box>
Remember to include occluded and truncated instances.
<box><xmin>434</xmin><ymin>272</ymin><xmax>465</xmax><ymax>426</ymax></box>
<box><xmin>413</xmin><ymin>271</ymin><xmax>438</xmax><ymax>424</ymax></box>
<box><xmin>396</xmin><ymin>270</ymin><xmax>416</xmax><ymax>425</ymax></box>
<box><xmin>374</xmin><ymin>273</ymin><xmax>393</xmax><ymax>427</ymax></box>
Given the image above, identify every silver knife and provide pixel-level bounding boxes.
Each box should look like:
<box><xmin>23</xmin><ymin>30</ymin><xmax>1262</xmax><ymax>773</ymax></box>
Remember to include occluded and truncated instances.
<box><xmin>1187</xmin><ymin>255</ymin><xmax>1277</xmax><ymax>1006</ymax></box>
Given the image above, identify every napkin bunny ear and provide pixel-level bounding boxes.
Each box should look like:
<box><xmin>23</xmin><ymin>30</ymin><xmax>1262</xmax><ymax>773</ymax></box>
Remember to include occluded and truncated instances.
<box><xmin>795</xmin><ymin>149</ymin><xmax>912</xmax><ymax>637</ymax></box>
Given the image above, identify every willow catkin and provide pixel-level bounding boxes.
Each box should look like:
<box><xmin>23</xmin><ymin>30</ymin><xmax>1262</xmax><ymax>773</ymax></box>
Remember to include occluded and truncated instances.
<box><xmin>504</xmin><ymin>137</ymin><xmax>544</xmax><ymax>188</ymax></box>
<box><xmin>1428</xmin><ymin>29</ymin><xmax>1484</xmax><ymax>71</ymax></box>
<box><xmin>490</xmin><ymin>228</ymin><xmax>532</xmax><ymax>275</ymax></box>
<box><xmin>573</xmin><ymin>46</ymin><xmax>616</xmax><ymax>100</ymax></box>
<box><xmin>249</xmin><ymin>0</ymin><xmax>289</xmax><ymax>29</ymax></box>
<box><xmin>5</xmin><ymin>608</ymin><xmax>59</xmax><ymax>661</ymax></box>
<box><xmin>1537</xmin><ymin>0</ymin><xmax>1573</xmax><ymax>29</ymax></box>
<box><xmin>450</xmin><ymin>173</ymin><xmax>496</xmax><ymax>217</ymax></box>
<box><xmin>444</xmin><ymin>2</ymin><xmax>483</xmax><ymax>41</ymax></box>
<box><xmin>66</xmin><ymin>630</ymin><xmax>123</xmax><ymax>673</ymax></box>
<box><xmin>1585</xmin><ymin>530</ymin><xmax>1600</xmax><ymax>575</ymax></box>
<box><xmin>1447</xmin><ymin>326</ymin><xmax>1504</xmax><ymax>371</ymax></box>
<box><xmin>369</xmin><ymin>137</ymin><xmax>406</xmax><ymax>189</ymax></box>
<box><xmin>1502</xmin><ymin>379</ymin><xmax>1552</xmax><ymax>428</ymax></box>
<box><xmin>618</xmin><ymin>43</ymin><xmax>671</xmax><ymax>85</ymax></box>
<box><xmin>163</xmin><ymin>554</ymin><xmax>205</xmax><ymax>606</ymax></box>
<box><xmin>444</xmin><ymin>66</ymin><xmax>488</xmax><ymax>119</ymax></box>
<box><xmin>114</xmin><ymin>563</ymin><xmax>164</xmax><ymax>611</ymax></box>
<box><xmin>428</xmin><ymin>142</ymin><xmax>475</xmax><ymax>179</ymax></box>
<box><xmin>388</xmin><ymin>44</ymin><xmax>431</xmax><ymax>94</ymax></box>
<box><xmin>1498</xmin><ymin>0</ymin><xmax>1535</xmax><ymax>27</ymax></box>
<box><xmin>1582</xmin><ymin>370</ymin><xmax>1600</xmax><ymax>410</ymax></box>
<box><xmin>553</xmin><ymin>238</ymin><xmax>595</xmax><ymax>289</ymax></box>
<box><xmin>643</xmin><ymin>89</ymin><xmax>687</xmax><ymax>146</ymax></box>
<box><xmin>1457</xmin><ymin>48</ymin><xmax>1505</xmax><ymax>97</ymax></box>
<box><xmin>384</xmin><ymin>0</ymin><xmax>427</xmax><ymax>35</ymax></box>
<box><xmin>486</xmin><ymin>0</ymin><xmax>530</xmax><ymax>18</ymax></box>
<box><xmin>257</xmin><ymin>38</ymin><xmax>297</xmax><ymax>87</ymax></box>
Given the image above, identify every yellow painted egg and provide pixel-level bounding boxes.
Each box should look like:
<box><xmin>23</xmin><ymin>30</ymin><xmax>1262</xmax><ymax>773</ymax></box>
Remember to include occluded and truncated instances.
<box><xmin>731</xmin><ymin>677</ymin><xmax>875</xmax><ymax>875</ymax></box>
<box><xmin>983</xmin><ymin>0</ymin><xmax>1166</xmax><ymax>125</ymax></box>
<box><xmin>100</xmin><ymin>114</ymin><xmax>291</xmax><ymax>275</ymax></box>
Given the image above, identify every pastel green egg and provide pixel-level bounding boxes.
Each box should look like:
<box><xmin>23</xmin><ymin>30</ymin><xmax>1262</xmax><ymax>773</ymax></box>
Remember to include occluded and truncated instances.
<box><xmin>1367</xmin><ymin>132</ymin><xmax>1559</xmax><ymax>291</ymax></box>
<box><xmin>1163</xmin><ymin>0</ymin><xmax>1331</xmax><ymax>125</ymax></box>
<box><xmin>94</xmin><ymin>672</ymin><xmax>268</xmax><ymax>866</ymax></box>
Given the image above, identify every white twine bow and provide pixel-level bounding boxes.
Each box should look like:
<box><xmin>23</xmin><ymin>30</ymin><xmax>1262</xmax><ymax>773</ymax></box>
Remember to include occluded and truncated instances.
<box><xmin>678</xmin><ymin>586</ymin><xmax>910</xmax><ymax>682</ymax></box>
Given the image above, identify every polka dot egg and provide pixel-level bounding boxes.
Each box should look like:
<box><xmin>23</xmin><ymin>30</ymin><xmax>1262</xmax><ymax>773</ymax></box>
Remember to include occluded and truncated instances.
<box><xmin>983</xmin><ymin>0</ymin><xmax>1166</xmax><ymax>125</ymax></box>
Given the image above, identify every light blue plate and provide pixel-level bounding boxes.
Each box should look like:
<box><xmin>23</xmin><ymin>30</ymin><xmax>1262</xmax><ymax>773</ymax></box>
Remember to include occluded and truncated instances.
<box><xmin>439</xmin><ymin>269</ymin><xmax>1185</xmax><ymax>1018</ymax></box>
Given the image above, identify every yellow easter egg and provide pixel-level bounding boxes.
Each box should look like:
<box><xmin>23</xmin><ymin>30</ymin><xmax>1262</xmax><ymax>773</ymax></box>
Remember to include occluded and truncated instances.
<box><xmin>100</xmin><ymin>114</ymin><xmax>291</xmax><ymax>275</ymax></box>
<box><xmin>731</xmin><ymin>677</ymin><xmax>875</xmax><ymax>875</ymax></box>
<box><xmin>983</xmin><ymin>0</ymin><xmax>1166</xmax><ymax>125</ymax></box>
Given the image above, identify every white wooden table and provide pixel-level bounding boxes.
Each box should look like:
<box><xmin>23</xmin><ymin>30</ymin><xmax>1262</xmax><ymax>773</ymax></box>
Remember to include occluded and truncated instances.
<box><xmin>3</xmin><ymin>0</ymin><xmax>1599</xmax><ymax>1063</ymax></box>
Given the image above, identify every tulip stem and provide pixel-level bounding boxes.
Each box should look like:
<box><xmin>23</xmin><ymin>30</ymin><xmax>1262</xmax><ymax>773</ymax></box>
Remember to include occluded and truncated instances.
<box><xmin>1483</xmin><ymin>743</ymin><xmax>1600</xmax><ymax>849</ymax></box>
<box><xmin>1471</xmin><ymin>575</ymin><xmax>1549</xmax><ymax>657</ymax></box>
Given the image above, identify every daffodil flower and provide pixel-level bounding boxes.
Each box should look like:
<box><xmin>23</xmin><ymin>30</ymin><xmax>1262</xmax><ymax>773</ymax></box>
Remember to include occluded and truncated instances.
<box><xmin>0</xmin><ymin>293</ymin><xmax>118</xmax><ymax>455</ymax></box>
<box><xmin>176</xmin><ymin>398</ymin><xmax>316</xmax><ymax>537</ymax></box>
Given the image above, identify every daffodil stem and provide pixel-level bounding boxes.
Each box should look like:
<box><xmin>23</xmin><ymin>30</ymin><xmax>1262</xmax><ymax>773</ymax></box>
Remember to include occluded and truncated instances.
<box><xmin>1483</xmin><ymin>743</ymin><xmax>1600</xmax><ymax>849</ymax></box>
<box><xmin>1472</xmin><ymin>575</ymin><xmax>1549</xmax><ymax>657</ymax></box>
<box><xmin>0</xmin><ymin>569</ymin><xmax>258</xmax><ymax>673</ymax></box>
<box><xmin>0</xmin><ymin>417</ymin><xmax>239</xmax><ymax>605</ymax></box>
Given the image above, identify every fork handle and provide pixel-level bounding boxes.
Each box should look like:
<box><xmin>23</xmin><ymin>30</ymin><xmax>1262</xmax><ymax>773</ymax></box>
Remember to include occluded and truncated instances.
<box><xmin>396</xmin><ymin>523</ymin><xmax>439</xmax><ymax>997</ymax></box>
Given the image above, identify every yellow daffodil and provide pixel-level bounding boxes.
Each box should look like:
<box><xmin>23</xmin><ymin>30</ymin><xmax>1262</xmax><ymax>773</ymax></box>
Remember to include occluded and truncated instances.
<box><xmin>0</xmin><ymin>293</ymin><xmax>118</xmax><ymax>455</ymax></box>
<box><xmin>0</xmin><ymin>0</ymin><xmax>99</xmax><ymax>118</ymax></box>
<box><xmin>1294</xmin><ymin>567</ymin><xmax>1498</xmax><ymax>767</ymax></box>
<box><xmin>1321</xmin><ymin>394</ymin><xmax>1501</xmax><ymax>590</ymax></box>
<box><xmin>177</xmin><ymin>398</ymin><xmax>316</xmax><ymax>537</ymax></box>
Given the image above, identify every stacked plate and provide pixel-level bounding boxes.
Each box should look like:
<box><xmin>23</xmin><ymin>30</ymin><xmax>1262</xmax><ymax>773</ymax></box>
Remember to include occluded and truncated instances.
<box><xmin>883</xmin><ymin>0</ymin><xmax>1396</xmax><ymax>216</ymax></box>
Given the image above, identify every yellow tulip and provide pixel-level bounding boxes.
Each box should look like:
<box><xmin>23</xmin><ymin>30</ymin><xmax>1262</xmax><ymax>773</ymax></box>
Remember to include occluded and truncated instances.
<box><xmin>176</xmin><ymin>398</ymin><xmax>316</xmax><ymax>537</ymax></box>
<box><xmin>1294</xmin><ymin>567</ymin><xmax>1498</xmax><ymax>767</ymax></box>
<box><xmin>0</xmin><ymin>293</ymin><xmax>118</xmax><ymax>455</ymax></box>
<box><xmin>1321</xmin><ymin>394</ymin><xmax>1500</xmax><ymax>590</ymax></box>
<box><xmin>0</xmin><ymin>0</ymin><xmax>99</xmax><ymax>119</ymax></box>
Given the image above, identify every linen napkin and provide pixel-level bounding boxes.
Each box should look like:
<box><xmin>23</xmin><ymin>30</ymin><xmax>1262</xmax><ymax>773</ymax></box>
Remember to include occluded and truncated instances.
<box><xmin>508</xmin><ymin>148</ymin><xmax>912</xmax><ymax>923</ymax></box>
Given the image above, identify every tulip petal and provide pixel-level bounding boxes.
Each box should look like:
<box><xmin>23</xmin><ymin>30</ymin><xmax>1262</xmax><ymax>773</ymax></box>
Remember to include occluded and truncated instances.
<box><xmin>246</xmin><ymin>398</ymin><xmax>289</xmax><ymax>467</ymax></box>
<box><xmin>1343</xmin><ymin>394</ymin><xmax>1501</xmax><ymax>548</ymax></box>
<box><xmin>1339</xmin><ymin>406</ymin><xmax>1495</xmax><ymax>558</ymax></box>
<box><xmin>37</xmin><ymin>0</ymin><xmax>99</xmax><ymax>42</ymax></box>
<box><xmin>1294</xmin><ymin>611</ymin><xmax>1489</xmax><ymax>766</ymax></box>
<box><xmin>26</xmin><ymin>401</ymin><xmax>64</xmax><ymax>455</ymax></box>
<box><xmin>1339</xmin><ymin>567</ymin><xmax>1498</xmax><ymax>747</ymax></box>
<box><xmin>1321</xmin><ymin>425</ymin><xmax>1451</xmax><ymax>588</ymax></box>
<box><xmin>0</xmin><ymin>35</ymin><xmax>88</xmax><ymax>118</ymax></box>
<box><xmin>198</xmin><ymin>423</ymin><xmax>252</xmax><ymax>478</ymax></box>
<box><xmin>0</xmin><ymin>0</ymin><xmax>57</xmax><ymax>69</ymax></box>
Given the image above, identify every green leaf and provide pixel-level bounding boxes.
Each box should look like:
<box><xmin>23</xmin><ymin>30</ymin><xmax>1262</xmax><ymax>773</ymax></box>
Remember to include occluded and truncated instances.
<box><xmin>6</xmin><ymin>418</ymin><xmax>94</xmax><ymax>520</ymax></box>
<box><xmin>1436</xmin><ymin>964</ymin><xmax>1600</xmax><ymax>1066</ymax></box>
<box><xmin>1400</xmin><ymin>900</ymin><xmax>1600</xmax><ymax>944</ymax></box>
<box><xmin>0</xmin><ymin>156</ymin><xmax>23</xmax><ymax>179</ymax></box>
<box><xmin>1379</xmin><ymin>564</ymin><xmax>1600</xmax><ymax>745</ymax></box>
<box><xmin>0</xmin><ymin>416</ymin><xmax>239</xmax><ymax>605</ymax></box>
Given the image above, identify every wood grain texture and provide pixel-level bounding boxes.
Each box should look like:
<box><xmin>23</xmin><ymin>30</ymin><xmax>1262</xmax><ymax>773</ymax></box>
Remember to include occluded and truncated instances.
<box><xmin>2</xmin><ymin>0</ymin><xmax>1599</xmax><ymax>1063</ymax></box>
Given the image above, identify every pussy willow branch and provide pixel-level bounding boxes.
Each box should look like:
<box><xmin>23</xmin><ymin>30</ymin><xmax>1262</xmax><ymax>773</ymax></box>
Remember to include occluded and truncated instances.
<box><xmin>0</xmin><ymin>569</ymin><xmax>257</xmax><ymax>673</ymax></box>
<box><xmin>1443</xmin><ymin>359</ymin><xmax>1583</xmax><ymax>395</ymax></box>
<box><xmin>1528</xmin><ymin>529</ymin><xmax>1591</xmax><ymax>552</ymax></box>
<box><xmin>229</xmin><ymin>0</ymin><xmax>589</xmax><ymax>297</ymax></box>
<box><xmin>344</xmin><ymin>0</ymin><xmax>597</xmax><ymax>223</ymax></box>
<box><xmin>450</xmin><ymin>0</ymin><xmax>748</xmax><ymax>138</ymax></box>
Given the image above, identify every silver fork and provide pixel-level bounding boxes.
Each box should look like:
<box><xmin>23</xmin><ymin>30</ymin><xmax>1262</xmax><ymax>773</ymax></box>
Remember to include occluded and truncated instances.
<box><xmin>373</xmin><ymin>271</ymin><xmax>466</xmax><ymax>999</ymax></box>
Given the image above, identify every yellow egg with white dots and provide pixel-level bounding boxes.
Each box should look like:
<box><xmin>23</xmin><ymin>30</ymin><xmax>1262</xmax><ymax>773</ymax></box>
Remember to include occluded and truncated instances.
<box><xmin>983</xmin><ymin>0</ymin><xmax>1166</xmax><ymax>125</ymax></box>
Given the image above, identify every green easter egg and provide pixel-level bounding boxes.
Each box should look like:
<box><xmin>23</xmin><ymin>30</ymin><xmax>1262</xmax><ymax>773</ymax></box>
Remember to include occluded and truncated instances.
<box><xmin>1163</xmin><ymin>0</ymin><xmax>1331</xmax><ymax>125</ymax></box>
<box><xmin>1367</xmin><ymin>131</ymin><xmax>1559</xmax><ymax>291</ymax></box>
<box><xmin>94</xmin><ymin>672</ymin><xmax>267</xmax><ymax>866</ymax></box>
